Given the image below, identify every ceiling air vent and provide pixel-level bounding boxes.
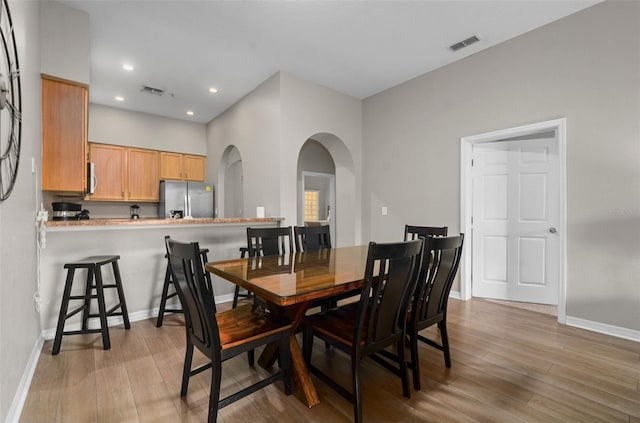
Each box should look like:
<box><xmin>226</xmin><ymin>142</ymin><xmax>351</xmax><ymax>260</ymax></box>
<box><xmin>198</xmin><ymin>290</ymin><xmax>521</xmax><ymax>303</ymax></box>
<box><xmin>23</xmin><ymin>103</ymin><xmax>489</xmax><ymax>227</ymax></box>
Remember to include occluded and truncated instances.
<box><xmin>141</xmin><ymin>85</ymin><xmax>165</xmax><ymax>96</ymax></box>
<box><xmin>449</xmin><ymin>35</ymin><xmax>480</xmax><ymax>52</ymax></box>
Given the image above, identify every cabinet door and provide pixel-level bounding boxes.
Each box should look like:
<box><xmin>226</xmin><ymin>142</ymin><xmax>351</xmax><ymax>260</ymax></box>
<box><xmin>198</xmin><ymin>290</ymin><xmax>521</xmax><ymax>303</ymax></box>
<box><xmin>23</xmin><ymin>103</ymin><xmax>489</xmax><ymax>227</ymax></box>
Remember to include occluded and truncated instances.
<box><xmin>42</xmin><ymin>77</ymin><xmax>88</xmax><ymax>192</ymax></box>
<box><xmin>89</xmin><ymin>143</ymin><xmax>126</xmax><ymax>201</ymax></box>
<box><xmin>159</xmin><ymin>151</ymin><xmax>184</xmax><ymax>180</ymax></box>
<box><xmin>183</xmin><ymin>155</ymin><xmax>206</xmax><ymax>182</ymax></box>
<box><xmin>127</xmin><ymin>148</ymin><xmax>159</xmax><ymax>201</ymax></box>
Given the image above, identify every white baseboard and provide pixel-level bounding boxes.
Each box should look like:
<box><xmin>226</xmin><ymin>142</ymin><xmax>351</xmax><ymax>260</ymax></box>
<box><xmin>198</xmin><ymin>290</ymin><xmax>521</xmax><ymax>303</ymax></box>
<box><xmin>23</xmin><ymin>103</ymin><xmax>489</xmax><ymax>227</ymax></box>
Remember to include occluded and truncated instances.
<box><xmin>449</xmin><ymin>290</ymin><xmax>462</xmax><ymax>300</ymax></box>
<box><xmin>5</xmin><ymin>335</ymin><xmax>44</xmax><ymax>423</ymax></box>
<box><xmin>565</xmin><ymin>316</ymin><xmax>640</xmax><ymax>343</ymax></box>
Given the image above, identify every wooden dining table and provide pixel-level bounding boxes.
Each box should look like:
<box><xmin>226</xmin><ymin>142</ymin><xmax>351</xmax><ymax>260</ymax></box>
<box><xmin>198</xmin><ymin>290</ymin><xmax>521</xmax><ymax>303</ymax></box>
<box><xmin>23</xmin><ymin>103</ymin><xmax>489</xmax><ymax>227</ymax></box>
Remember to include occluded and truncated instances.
<box><xmin>205</xmin><ymin>245</ymin><xmax>369</xmax><ymax>408</ymax></box>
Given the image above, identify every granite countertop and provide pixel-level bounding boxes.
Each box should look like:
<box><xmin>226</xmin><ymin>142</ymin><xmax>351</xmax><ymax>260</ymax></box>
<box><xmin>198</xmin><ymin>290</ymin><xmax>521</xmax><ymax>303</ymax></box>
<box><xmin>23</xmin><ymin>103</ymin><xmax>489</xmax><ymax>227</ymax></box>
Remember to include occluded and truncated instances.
<box><xmin>44</xmin><ymin>217</ymin><xmax>283</xmax><ymax>228</ymax></box>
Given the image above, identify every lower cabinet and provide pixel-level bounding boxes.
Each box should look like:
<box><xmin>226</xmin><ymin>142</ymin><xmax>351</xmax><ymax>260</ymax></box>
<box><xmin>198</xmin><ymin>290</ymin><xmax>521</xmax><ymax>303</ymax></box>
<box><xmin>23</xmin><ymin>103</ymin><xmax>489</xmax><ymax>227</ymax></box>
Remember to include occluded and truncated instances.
<box><xmin>88</xmin><ymin>143</ymin><xmax>159</xmax><ymax>202</ymax></box>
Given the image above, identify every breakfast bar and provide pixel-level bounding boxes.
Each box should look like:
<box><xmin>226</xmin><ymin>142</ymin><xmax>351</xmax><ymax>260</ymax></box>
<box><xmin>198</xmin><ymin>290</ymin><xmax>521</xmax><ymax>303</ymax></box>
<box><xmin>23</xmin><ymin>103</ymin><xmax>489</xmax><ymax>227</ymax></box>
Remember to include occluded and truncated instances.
<box><xmin>38</xmin><ymin>217</ymin><xmax>283</xmax><ymax>337</ymax></box>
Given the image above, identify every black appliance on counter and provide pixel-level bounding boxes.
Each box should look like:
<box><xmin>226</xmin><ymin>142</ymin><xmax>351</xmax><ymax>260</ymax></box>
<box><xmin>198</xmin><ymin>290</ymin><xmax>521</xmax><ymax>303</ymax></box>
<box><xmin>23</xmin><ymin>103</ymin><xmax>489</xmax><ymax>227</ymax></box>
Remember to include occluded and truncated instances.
<box><xmin>52</xmin><ymin>202</ymin><xmax>90</xmax><ymax>221</ymax></box>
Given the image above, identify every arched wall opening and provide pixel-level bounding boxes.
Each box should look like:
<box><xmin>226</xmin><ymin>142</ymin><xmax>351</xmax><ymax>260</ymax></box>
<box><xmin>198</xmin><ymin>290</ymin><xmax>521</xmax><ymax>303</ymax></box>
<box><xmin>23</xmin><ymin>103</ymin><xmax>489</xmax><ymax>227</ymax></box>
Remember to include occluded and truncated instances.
<box><xmin>217</xmin><ymin>145</ymin><xmax>244</xmax><ymax>218</ymax></box>
<box><xmin>296</xmin><ymin>133</ymin><xmax>356</xmax><ymax>247</ymax></box>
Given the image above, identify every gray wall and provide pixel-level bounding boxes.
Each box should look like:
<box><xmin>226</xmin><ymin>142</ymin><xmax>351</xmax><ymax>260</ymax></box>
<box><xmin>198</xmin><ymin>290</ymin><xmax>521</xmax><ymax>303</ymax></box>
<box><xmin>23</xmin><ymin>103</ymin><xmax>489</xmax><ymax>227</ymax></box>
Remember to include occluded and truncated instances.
<box><xmin>362</xmin><ymin>1</ymin><xmax>640</xmax><ymax>330</ymax></box>
<box><xmin>1</xmin><ymin>1</ymin><xmax>42</xmax><ymax>420</ymax></box>
<box><xmin>207</xmin><ymin>71</ymin><xmax>363</xmax><ymax>247</ymax></box>
<box><xmin>39</xmin><ymin>1</ymin><xmax>90</xmax><ymax>84</ymax></box>
<box><xmin>89</xmin><ymin>104</ymin><xmax>207</xmax><ymax>154</ymax></box>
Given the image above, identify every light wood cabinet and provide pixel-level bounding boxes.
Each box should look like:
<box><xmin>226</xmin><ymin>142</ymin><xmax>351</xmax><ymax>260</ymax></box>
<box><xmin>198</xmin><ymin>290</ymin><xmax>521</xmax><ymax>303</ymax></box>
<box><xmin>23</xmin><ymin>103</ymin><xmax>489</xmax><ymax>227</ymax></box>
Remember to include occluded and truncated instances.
<box><xmin>183</xmin><ymin>155</ymin><xmax>206</xmax><ymax>181</ymax></box>
<box><xmin>88</xmin><ymin>143</ymin><xmax>159</xmax><ymax>202</ymax></box>
<box><xmin>89</xmin><ymin>144</ymin><xmax>126</xmax><ymax>201</ymax></box>
<box><xmin>159</xmin><ymin>152</ymin><xmax>183</xmax><ymax>180</ymax></box>
<box><xmin>42</xmin><ymin>76</ymin><xmax>88</xmax><ymax>193</ymax></box>
<box><xmin>159</xmin><ymin>152</ymin><xmax>206</xmax><ymax>182</ymax></box>
<box><xmin>127</xmin><ymin>148</ymin><xmax>159</xmax><ymax>201</ymax></box>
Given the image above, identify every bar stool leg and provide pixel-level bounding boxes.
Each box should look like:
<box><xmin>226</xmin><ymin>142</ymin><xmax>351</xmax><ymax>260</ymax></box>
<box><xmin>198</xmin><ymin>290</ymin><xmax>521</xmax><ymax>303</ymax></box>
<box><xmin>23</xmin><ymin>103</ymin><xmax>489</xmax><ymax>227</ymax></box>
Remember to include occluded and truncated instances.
<box><xmin>81</xmin><ymin>267</ymin><xmax>94</xmax><ymax>332</ymax></box>
<box><xmin>52</xmin><ymin>268</ymin><xmax>76</xmax><ymax>356</ymax></box>
<box><xmin>93</xmin><ymin>265</ymin><xmax>111</xmax><ymax>350</ymax></box>
<box><xmin>156</xmin><ymin>264</ymin><xmax>173</xmax><ymax>327</ymax></box>
<box><xmin>111</xmin><ymin>260</ymin><xmax>130</xmax><ymax>329</ymax></box>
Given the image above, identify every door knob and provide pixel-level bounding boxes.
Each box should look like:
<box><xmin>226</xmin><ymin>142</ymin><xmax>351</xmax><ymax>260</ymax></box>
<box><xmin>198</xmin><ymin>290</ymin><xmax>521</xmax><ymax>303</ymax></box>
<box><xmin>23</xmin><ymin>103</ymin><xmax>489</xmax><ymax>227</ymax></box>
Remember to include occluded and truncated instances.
<box><xmin>549</xmin><ymin>227</ymin><xmax>557</xmax><ymax>233</ymax></box>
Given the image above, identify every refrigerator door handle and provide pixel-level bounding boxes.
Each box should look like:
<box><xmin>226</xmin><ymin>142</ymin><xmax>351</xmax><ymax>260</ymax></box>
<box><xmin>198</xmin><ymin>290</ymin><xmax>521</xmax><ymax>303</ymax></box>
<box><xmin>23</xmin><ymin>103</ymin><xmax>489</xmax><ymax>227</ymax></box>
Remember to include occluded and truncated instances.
<box><xmin>187</xmin><ymin>195</ymin><xmax>192</xmax><ymax>217</ymax></box>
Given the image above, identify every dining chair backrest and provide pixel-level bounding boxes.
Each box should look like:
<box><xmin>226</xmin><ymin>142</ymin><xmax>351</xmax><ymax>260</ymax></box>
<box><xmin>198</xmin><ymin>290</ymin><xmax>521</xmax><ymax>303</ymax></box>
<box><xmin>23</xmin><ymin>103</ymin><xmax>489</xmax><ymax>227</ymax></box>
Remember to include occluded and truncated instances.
<box><xmin>247</xmin><ymin>226</ymin><xmax>294</xmax><ymax>257</ymax></box>
<box><xmin>294</xmin><ymin>225</ymin><xmax>331</xmax><ymax>252</ymax></box>
<box><xmin>411</xmin><ymin>234</ymin><xmax>464</xmax><ymax>328</ymax></box>
<box><xmin>165</xmin><ymin>237</ymin><xmax>220</xmax><ymax>358</ymax></box>
<box><xmin>356</xmin><ymin>239</ymin><xmax>423</xmax><ymax>347</ymax></box>
<box><xmin>404</xmin><ymin>224</ymin><xmax>448</xmax><ymax>241</ymax></box>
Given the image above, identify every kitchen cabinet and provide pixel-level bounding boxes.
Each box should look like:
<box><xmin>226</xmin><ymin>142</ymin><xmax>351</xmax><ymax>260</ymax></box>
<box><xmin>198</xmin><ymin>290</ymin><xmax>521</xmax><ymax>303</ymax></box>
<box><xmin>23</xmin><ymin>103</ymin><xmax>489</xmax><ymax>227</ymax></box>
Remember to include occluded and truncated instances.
<box><xmin>127</xmin><ymin>148</ymin><xmax>159</xmax><ymax>201</ymax></box>
<box><xmin>183</xmin><ymin>155</ymin><xmax>206</xmax><ymax>181</ymax></box>
<box><xmin>159</xmin><ymin>152</ymin><xmax>206</xmax><ymax>182</ymax></box>
<box><xmin>88</xmin><ymin>143</ymin><xmax>126</xmax><ymax>201</ymax></box>
<box><xmin>42</xmin><ymin>76</ymin><xmax>88</xmax><ymax>193</ymax></box>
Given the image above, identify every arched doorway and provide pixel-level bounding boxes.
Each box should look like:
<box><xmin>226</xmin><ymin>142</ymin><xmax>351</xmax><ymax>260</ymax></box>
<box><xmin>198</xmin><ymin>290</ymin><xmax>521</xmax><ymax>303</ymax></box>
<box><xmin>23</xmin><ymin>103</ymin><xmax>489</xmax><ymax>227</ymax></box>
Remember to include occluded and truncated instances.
<box><xmin>297</xmin><ymin>140</ymin><xmax>336</xmax><ymax>243</ymax></box>
<box><xmin>218</xmin><ymin>145</ymin><xmax>244</xmax><ymax>218</ymax></box>
<box><xmin>296</xmin><ymin>133</ymin><xmax>355</xmax><ymax>246</ymax></box>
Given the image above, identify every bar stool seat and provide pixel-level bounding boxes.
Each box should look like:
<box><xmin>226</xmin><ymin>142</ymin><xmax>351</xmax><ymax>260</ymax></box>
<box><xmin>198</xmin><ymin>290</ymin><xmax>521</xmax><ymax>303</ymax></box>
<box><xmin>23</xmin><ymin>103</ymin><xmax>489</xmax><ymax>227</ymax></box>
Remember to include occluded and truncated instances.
<box><xmin>156</xmin><ymin>248</ymin><xmax>212</xmax><ymax>327</ymax></box>
<box><xmin>52</xmin><ymin>255</ymin><xmax>130</xmax><ymax>355</ymax></box>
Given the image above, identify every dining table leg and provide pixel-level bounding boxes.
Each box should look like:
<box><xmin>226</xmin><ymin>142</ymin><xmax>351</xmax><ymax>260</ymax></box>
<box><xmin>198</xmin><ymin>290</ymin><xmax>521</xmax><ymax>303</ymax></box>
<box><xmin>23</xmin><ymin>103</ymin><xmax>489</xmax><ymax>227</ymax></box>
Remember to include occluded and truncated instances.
<box><xmin>258</xmin><ymin>300</ymin><xmax>319</xmax><ymax>408</ymax></box>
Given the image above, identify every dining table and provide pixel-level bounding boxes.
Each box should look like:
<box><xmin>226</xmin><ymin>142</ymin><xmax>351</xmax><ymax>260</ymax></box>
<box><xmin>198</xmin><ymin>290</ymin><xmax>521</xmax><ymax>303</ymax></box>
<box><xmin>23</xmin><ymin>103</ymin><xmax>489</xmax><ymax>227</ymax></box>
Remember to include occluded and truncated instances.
<box><xmin>205</xmin><ymin>244</ymin><xmax>370</xmax><ymax>408</ymax></box>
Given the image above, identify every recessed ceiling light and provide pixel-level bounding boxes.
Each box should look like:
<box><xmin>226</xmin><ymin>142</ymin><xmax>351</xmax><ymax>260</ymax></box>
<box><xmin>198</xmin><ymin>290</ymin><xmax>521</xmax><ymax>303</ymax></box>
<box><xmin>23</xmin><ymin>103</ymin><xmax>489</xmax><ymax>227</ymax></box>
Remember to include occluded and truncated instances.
<box><xmin>208</xmin><ymin>87</ymin><xmax>218</xmax><ymax>94</ymax></box>
<box><xmin>115</xmin><ymin>96</ymin><xmax>124</xmax><ymax>101</ymax></box>
<box><xmin>186</xmin><ymin>110</ymin><xmax>195</xmax><ymax>116</ymax></box>
<box><xmin>122</xmin><ymin>63</ymin><xmax>135</xmax><ymax>71</ymax></box>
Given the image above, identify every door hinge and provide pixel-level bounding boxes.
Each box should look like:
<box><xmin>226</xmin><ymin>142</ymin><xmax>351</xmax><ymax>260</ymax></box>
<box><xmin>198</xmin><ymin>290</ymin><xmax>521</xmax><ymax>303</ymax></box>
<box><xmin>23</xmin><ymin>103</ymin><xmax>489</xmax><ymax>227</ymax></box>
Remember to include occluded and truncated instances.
<box><xmin>471</xmin><ymin>216</ymin><xmax>474</xmax><ymax>225</ymax></box>
<box><xmin>471</xmin><ymin>158</ymin><xmax>474</xmax><ymax>167</ymax></box>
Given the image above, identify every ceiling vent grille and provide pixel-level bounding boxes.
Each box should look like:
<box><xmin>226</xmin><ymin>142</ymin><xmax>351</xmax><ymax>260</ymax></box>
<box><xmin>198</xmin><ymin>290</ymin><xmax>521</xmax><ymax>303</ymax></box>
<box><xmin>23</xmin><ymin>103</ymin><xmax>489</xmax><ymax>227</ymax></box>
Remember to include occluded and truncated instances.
<box><xmin>449</xmin><ymin>35</ymin><xmax>480</xmax><ymax>52</ymax></box>
<box><xmin>141</xmin><ymin>85</ymin><xmax>165</xmax><ymax>96</ymax></box>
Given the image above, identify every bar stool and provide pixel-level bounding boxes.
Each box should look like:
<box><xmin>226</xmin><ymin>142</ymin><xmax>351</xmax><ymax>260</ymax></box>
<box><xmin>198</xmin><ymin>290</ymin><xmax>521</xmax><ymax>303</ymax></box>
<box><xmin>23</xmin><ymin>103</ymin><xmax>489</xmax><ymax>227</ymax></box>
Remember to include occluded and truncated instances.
<box><xmin>232</xmin><ymin>247</ymin><xmax>253</xmax><ymax>308</ymax></box>
<box><xmin>52</xmin><ymin>255</ymin><xmax>130</xmax><ymax>355</ymax></box>
<box><xmin>156</xmin><ymin>247</ymin><xmax>213</xmax><ymax>327</ymax></box>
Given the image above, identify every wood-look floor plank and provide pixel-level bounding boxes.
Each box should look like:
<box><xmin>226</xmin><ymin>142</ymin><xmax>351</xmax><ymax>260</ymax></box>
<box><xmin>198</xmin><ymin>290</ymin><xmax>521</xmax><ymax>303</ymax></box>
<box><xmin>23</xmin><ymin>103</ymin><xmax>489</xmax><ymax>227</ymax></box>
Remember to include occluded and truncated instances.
<box><xmin>19</xmin><ymin>299</ymin><xmax>640</xmax><ymax>423</ymax></box>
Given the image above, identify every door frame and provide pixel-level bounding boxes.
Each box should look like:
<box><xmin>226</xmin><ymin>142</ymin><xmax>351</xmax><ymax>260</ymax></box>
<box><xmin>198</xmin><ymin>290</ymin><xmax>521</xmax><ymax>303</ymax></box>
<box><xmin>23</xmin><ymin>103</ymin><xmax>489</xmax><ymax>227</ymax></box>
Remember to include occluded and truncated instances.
<box><xmin>460</xmin><ymin>118</ymin><xmax>567</xmax><ymax>323</ymax></box>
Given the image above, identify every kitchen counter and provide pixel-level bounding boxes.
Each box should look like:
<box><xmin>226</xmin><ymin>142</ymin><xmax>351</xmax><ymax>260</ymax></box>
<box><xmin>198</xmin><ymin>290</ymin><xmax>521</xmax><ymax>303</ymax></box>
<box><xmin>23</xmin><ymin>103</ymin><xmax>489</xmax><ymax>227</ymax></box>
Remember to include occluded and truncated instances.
<box><xmin>38</xmin><ymin>217</ymin><xmax>284</xmax><ymax>337</ymax></box>
<box><xmin>44</xmin><ymin>217</ymin><xmax>284</xmax><ymax>231</ymax></box>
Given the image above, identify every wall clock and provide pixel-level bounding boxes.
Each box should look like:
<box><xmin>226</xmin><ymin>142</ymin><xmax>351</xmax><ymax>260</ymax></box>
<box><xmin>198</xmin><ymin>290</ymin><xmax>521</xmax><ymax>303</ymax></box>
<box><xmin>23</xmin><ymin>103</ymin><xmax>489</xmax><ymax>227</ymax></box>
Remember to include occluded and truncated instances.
<box><xmin>0</xmin><ymin>0</ymin><xmax>21</xmax><ymax>201</ymax></box>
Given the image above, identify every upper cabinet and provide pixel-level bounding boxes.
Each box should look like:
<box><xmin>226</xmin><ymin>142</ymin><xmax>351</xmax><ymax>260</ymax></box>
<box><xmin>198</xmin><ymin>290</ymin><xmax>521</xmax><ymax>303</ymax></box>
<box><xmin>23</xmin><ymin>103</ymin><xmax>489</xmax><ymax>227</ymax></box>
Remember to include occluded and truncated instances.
<box><xmin>42</xmin><ymin>76</ymin><xmax>88</xmax><ymax>193</ymax></box>
<box><xmin>88</xmin><ymin>143</ymin><xmax>159</xmax><ymax>202</ymax></box>
<box><xmin>183</xmin><ymin>155</ymin><xmax>206</xmax><ymax>181</ymax></box>
<box><xmin>159</xmin><ymin>152</ymin><xmax>205</xmax><ymax>182</ymax></box>
<box><xmin>89</xmin><ymin>143</ymin><xmax>126</xmax><ymax>201</ymax></box>
<box><xmin>127</xmin><ymin>148</ymin><xmax>159</xmax><ymax>201</ymax></box>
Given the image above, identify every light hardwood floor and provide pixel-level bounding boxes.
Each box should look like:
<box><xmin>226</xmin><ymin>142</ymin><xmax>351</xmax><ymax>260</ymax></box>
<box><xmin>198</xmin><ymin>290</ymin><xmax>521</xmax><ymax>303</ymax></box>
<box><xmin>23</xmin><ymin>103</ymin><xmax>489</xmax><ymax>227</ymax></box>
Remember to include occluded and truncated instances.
<box><xmin>20</xmin><ymin>299</ymin><xmax>640</xmax><ymax>423</ymax></box>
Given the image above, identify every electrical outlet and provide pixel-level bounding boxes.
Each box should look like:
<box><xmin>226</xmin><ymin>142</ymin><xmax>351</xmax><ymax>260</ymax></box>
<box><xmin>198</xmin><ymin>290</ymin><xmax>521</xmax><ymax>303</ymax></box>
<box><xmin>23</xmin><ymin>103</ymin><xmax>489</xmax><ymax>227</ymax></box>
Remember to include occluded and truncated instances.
<box><xmin>381</xmin><ymin>206</ymin><xmax>388</xmax><ymax>216</ymax></box>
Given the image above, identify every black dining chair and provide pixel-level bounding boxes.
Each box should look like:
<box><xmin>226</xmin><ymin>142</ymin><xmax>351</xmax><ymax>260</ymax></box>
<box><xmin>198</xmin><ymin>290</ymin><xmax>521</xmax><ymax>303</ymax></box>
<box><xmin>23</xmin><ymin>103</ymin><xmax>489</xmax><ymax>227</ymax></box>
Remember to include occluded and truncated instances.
<box><xmin>407</xmin><ymin>234</ymin><xmax>464</xmax><ymax>390</ymax></box>
<box><xmin>232</xmin><ymin>226</ymin><xmax>294</xmax><ymax>308</ymax></box>
<box><xmin>294</xmin><ymin>225</ymin><xmax>331</xmax><ymax>252</ymax></box>
<box><xmin>302</xmin><ymin>239</ymin><xmax>423</xmax><ymax>423</ymax></box>
<box><xmin>404</xmin><ymin>224</ymin><xmax>448</xmax><ymax>240</ymax></box>
<box><xmin>165</xmin><ymin>237</ymin><xmax>292</xmax><ymax>423</ymax></box>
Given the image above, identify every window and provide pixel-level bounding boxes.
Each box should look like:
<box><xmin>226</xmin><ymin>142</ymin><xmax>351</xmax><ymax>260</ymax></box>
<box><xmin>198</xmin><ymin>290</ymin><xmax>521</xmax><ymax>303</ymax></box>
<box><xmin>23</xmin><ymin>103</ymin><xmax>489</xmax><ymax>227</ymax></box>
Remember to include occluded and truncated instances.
<box><xmin>304</xmin><ymin>190</ymin><xmax>319</xmax><ymax>221</ymax></box>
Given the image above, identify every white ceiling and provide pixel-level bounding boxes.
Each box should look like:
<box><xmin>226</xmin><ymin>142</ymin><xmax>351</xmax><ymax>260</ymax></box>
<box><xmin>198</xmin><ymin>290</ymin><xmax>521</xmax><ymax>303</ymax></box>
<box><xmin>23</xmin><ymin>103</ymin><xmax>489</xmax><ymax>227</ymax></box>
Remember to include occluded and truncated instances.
<box><xmin>62</xmin><ymin>0</ymin><xmax>599</xmax><ymax>124</ymax></box>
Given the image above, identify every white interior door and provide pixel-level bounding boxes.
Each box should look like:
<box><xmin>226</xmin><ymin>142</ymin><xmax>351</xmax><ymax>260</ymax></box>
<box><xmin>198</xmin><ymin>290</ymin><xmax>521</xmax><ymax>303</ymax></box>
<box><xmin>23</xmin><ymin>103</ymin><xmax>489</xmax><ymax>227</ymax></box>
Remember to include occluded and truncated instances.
<box><xmin>472</xmin><ymin>137</ymin><xmax>559</xmax><ymax>304</ymax></box>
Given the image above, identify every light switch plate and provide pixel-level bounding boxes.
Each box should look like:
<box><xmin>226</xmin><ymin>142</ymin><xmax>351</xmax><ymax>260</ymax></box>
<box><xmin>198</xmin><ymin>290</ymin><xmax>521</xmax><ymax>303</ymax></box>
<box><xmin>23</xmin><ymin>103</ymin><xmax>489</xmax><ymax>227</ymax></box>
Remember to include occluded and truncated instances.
<box><xmin>381</xmin><ymin>206</ymin><xmax>388</xmax><ymax>216</ymax></box>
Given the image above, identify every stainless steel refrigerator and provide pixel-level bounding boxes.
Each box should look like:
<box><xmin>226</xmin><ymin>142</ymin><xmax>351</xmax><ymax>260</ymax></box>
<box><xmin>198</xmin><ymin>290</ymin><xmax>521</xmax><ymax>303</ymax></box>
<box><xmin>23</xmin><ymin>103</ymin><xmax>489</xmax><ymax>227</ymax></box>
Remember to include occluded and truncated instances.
<box><xmin>159</xmin><ymin>181</ymin><xmax>215</xmax><ymax>218</ymax></box>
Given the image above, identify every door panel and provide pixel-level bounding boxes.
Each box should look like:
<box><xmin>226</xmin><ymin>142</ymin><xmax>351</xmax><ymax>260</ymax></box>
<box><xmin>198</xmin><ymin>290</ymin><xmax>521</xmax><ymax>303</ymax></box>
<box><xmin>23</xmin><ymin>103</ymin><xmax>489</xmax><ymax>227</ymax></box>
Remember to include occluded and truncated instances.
<box><xmin>472</xmin><ymin>137</ymin><xmax>559</xmax><ymax>304</ymax></box>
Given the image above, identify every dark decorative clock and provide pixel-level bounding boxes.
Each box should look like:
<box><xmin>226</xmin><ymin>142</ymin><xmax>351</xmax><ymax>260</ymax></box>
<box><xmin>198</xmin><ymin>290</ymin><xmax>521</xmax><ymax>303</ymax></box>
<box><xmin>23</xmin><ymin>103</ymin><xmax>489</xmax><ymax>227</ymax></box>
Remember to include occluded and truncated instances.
<box><xmin>0</xmin><ymin>0</ymin><xmax>21</xmax><ymax>201</ymax></box>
